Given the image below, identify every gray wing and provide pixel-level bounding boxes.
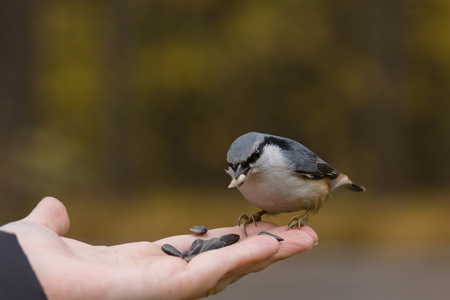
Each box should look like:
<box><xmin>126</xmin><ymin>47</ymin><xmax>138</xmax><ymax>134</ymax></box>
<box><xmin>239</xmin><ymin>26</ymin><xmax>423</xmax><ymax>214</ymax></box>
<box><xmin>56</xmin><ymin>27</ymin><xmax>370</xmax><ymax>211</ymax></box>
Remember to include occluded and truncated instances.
<box><xmin>281</xmin><ymin>139</ymin><xmax>340</xmax><ymax>179</ymax></box>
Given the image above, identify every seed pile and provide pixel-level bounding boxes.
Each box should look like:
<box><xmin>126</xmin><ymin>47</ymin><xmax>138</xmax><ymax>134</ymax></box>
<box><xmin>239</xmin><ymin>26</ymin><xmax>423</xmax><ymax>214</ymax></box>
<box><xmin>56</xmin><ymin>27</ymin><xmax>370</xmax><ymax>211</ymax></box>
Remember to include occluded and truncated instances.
<box><xmin>161</xmin><ymin>226</ymin><xmax>284</xmax><ymax>262</ymax></box>
<box><xmin>162</xmin><ymin>233</ymin><xmax>240</xmax><ymax>262</ymax></box>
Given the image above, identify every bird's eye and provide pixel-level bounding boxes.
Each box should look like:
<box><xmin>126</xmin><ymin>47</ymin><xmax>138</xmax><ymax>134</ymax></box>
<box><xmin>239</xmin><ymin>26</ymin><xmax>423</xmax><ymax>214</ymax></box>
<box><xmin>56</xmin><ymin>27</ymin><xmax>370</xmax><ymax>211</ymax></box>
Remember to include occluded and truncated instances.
<box><xmin>241</xmin><ymin>162</ymin><xmax>249</xmax><ymax>169</ymax></box>
<box><xmin>248</xmin><ymin>149</ymin><xmax>261</xmax><ymax>164</ymax></box>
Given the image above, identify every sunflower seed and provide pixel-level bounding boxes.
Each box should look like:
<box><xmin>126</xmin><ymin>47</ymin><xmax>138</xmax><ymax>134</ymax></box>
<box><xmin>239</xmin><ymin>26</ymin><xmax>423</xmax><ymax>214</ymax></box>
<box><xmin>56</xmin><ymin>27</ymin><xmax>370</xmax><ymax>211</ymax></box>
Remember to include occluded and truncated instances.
<box><xmin>200</xmin><ymin>237</ymin><xmax>224</xmax><ymax>252</ymax></box>
<box><xmin>258</xmin><ymin>231</ymin><xmax>284</xmax><ymax>242</ymax></box>
<box><xmin>189</xmin><ymin>239</ymin><xmax>205</xmax><ymax>256</ymax></box>
<box><xmin>184</xmin><ymin>255</ymin><xmax>195</xmax><ymax>263</ymax></box>
<box><xmin>219</xmin><ymin>233</ymin><xmax>240</xmax><ymax>246</ymax></box>
<box><xmin>190</xmin><ymin>225</ymin><xmax>208</xmax><ymax>235</ymax></box>
<box><xmin>161</xmin><ymin>244</ymin><xmax>182</xmax><ymax>257</ymax></box>
<box><xmin>180</xmin><ymin>250</ymin><xmax>190</xmax><ymax>260</ymax></box>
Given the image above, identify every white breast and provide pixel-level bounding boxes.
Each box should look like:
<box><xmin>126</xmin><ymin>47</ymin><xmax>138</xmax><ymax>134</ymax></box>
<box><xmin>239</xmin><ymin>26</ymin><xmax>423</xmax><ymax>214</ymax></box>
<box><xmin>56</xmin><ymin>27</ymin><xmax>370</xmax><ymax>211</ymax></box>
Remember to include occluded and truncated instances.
<box><xmin>237</xmin><ymin>145</ymin><xmax>330</xmax><ymax>214</ymax></box>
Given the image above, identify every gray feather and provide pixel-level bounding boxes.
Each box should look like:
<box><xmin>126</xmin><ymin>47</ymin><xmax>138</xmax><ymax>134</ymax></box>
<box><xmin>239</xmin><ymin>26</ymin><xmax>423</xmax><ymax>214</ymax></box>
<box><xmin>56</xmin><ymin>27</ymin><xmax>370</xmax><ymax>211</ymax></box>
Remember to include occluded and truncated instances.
<box><xmin>273</xmin><ymin>136</ymin><xmax>339</xmax><ymax>179</ymax></box>
<box><xmin>227</xmin><ymin>132</ymin><xmax>265</xmax><ymax>165</ymax></box>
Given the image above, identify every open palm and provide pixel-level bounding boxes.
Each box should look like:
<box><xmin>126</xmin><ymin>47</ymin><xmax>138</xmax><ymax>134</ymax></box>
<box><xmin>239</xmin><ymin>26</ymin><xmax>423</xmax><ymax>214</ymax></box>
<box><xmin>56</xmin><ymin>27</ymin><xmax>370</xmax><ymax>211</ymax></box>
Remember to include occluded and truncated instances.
<box><xmin>1</xmin><ymin>197</ymin><xmax>318</xmax><ymax>299</ymax></box>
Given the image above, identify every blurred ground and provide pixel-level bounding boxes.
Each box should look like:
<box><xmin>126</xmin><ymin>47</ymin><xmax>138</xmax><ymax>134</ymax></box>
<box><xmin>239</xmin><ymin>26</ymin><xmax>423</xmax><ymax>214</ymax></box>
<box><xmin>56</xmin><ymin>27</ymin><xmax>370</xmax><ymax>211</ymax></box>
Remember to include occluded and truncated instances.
<box><xmin>213</xmin><ymin>241</ymin><xmax>450</xmax><ymax>300</ymax></box>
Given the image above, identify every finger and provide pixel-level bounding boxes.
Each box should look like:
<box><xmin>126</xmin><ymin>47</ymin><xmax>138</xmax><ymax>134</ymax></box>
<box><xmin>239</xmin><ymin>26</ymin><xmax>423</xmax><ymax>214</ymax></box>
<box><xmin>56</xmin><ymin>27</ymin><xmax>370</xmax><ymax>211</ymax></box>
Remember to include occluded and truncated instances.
<box><xmin>296</xmin><ymin>225</ymin><xmax>319</xmax><ymax>244</ymax></box>
<box><xmin>186</xmin><ymin>234</ymin><xmax>282</xmax><ymax>297</ymax></box>
<box><xmin>254</xmin><ymin>226</ymin><xmax>317</xmax><ymax>260</ymax></box>
<box><xmin>265</xmin><ymin>225</ymin><xmax>319</xmax><ymax>244</ymax></box>
<box><xmin>23</xmin><ymin>197</ymin><xmax>70</xmax><ymax>236</ymax></box>
<box><xmin>189</xmin><ymin>225</ymin><xmax>317</xmax><ymax>296</ymax></box>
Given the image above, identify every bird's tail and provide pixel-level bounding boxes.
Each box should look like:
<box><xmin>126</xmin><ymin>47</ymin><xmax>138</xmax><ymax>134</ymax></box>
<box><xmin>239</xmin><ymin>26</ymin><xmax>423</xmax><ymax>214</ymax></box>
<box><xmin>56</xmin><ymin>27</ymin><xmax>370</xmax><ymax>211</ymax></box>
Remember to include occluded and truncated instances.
<box><xmin>331</xmin><ymin>173</ymin><xmax>366</xmax><ymax>192</ymax></box>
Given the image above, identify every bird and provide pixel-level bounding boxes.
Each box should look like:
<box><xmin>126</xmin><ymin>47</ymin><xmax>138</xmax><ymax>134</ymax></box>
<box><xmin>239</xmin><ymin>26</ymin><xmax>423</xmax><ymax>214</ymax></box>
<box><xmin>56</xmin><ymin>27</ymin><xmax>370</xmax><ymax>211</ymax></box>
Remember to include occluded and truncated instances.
<box><xmin>226</xmin><ymin>132</ymin><xmax>365</xmax><ymax>236</ymax></box>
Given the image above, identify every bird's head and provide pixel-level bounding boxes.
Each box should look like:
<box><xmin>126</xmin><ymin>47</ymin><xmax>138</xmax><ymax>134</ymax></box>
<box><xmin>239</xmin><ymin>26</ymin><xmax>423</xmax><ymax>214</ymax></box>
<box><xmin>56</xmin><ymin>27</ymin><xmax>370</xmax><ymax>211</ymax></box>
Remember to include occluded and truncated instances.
<box><xmin>226</xmin><ymin>132</ymin><xmax>265</xmax><ymax>188</ymax></box>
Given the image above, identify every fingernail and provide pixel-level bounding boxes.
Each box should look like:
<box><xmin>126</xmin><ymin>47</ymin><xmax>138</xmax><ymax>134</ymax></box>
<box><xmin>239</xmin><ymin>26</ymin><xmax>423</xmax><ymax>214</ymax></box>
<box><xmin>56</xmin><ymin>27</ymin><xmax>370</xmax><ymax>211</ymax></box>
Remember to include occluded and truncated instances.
<box><xmin>304</xmin><ymin>242</ymin><xmax>318</xmax><ymax>252</ymax></box>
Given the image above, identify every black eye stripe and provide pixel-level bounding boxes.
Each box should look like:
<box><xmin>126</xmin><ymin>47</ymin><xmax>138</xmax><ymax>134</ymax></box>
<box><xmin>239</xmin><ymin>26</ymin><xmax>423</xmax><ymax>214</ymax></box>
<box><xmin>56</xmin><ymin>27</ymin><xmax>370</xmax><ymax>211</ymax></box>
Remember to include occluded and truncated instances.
<box><xmin>228</xmin><ymin>148</ymin><xmax>262</xmax><ymax>171</ymax></box>
<box><xmin>247</xmin><ymin>149</ymin><xmax>261</xmax><ymax>165</ymax></box>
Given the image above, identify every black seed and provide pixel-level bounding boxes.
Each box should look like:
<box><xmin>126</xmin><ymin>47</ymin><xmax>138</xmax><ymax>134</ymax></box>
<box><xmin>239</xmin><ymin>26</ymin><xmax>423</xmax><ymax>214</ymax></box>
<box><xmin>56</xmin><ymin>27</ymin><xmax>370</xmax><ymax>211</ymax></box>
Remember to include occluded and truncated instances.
<box><xmin>258</xmin><ymin>231</ymin><xmax>284</xmax><ymax>242</ymax></box>
<box><xmin>189</xmin><ymin>239</ymin><xmax>205</xmax><ymax>256</ymax></box>
<box><xmin>161</xmin><ymin>244</ymin><xmax>182</xmax><ymax>257</ymax></box>
<box><xmin>200</xmin><ymin>238</ymin><xmax>224</xmax><ymax>252</ymax></box>
<box><xmin>180</xmin><ymin>250</ymin><xmax>190</xmax><ymax>259</ymax></box>
<box><xmin>219</xmin><ymin>234</ymin><xmax>240</xmax><ymax>246</ymax></box>
<box><xmin>190</xmin><ymin>225</ymin><xmax>208</xmax><ymax>235</ymax></box>
<box><xmin>184</xmin><ymin>256</ymin><xmax>193</xmax><ymax>262</ymax></box>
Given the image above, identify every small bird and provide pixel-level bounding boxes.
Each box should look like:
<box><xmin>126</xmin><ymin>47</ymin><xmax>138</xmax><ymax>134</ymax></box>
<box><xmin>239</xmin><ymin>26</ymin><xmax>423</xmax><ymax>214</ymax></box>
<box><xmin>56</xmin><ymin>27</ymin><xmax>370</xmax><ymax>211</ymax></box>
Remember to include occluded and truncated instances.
<box><xmin>226</xmin><ymin>132</ymin><xmax>365</xmax><ymax>235</ymax></box>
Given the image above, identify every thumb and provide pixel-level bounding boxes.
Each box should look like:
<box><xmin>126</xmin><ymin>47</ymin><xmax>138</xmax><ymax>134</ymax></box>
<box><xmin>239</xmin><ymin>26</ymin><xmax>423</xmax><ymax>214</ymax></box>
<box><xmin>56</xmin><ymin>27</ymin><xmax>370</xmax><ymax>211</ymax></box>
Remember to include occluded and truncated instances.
<box><xmin>23</xmin><ymin>197</ymin><xmax>70</xmax><ymax>236</ymax></box>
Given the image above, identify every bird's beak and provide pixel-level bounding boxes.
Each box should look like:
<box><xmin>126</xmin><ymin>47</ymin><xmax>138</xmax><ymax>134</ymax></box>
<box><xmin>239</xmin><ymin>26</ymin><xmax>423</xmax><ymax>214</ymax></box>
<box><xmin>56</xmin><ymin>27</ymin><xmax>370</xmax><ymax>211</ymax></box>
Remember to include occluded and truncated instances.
<box><xmin>228</xmin><ymin>174</ymin><xmax>247</xmax><ymax>188</ymax></box>
<box><xmin>228</xmin><ymin>164</ymin><xmax>249</xmax><ymax>188</ymax></box>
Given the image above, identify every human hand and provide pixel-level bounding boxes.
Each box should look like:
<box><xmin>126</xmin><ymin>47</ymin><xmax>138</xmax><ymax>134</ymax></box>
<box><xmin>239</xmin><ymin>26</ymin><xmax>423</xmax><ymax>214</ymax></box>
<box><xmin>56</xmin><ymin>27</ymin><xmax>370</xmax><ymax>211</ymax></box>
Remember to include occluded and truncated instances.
<box><xmin>1</xmin><ymin>197</ymin><xmax>318</xmax><ymax>299</ymax></box>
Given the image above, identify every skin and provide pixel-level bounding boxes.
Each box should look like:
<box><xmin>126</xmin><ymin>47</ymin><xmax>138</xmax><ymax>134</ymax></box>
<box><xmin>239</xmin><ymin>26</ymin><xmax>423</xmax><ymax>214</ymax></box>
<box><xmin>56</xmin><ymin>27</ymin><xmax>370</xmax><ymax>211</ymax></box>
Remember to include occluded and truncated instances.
<box><xmin>1</xmin><ymin>197</ymin><xmax>318</xmax><ymax>300</ymax></box>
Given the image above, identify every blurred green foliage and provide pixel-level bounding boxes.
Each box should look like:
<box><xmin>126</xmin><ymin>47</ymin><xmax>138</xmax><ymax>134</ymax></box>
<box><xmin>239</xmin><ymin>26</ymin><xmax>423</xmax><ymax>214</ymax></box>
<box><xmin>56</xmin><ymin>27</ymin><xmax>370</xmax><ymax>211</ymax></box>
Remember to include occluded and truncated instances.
<box><xmin>1</xmin><ymin>1</ymin><xmax>449</xmax><ymax>242</ymax></box>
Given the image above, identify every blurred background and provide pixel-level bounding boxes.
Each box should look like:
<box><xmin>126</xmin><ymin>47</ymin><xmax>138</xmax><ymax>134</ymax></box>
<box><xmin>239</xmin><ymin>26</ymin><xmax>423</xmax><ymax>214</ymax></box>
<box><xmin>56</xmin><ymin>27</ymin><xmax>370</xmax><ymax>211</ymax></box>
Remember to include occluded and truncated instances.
<box><xmin>1</xmin><ymin>0</ymin><xmax>449</xmax><ymax>299</ymax></box>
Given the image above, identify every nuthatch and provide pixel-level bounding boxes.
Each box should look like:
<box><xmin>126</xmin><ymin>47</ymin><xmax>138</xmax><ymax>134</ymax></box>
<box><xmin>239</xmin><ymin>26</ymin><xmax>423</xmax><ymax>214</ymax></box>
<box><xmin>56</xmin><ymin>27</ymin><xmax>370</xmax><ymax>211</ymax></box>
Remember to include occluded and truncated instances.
<box><xmin>226</xmin><ymin>132</ymin><xmax>365</xmax><ymax>235</ymax></box>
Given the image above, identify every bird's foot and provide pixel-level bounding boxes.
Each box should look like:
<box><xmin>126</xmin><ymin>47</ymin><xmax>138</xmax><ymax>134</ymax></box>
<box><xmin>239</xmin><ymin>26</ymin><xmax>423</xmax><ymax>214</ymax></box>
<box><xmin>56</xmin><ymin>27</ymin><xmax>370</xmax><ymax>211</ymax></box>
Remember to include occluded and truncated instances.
<box><xmin>287</xmin><ymin>211</ymin><xmax>310</xmax><ymax>230</ymax></box>
<box><xmin>238</xmin><ymin>210</ymin><xmax>267</xmax><ymax>236</ymax></box>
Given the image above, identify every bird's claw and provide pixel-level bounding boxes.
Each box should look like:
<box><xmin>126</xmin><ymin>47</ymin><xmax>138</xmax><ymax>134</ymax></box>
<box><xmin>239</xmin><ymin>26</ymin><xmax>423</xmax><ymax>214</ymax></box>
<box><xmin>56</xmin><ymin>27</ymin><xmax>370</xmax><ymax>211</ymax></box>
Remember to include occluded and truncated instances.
<box><xmin>238</xmin><ymin>210</ymin><xmax>267</xmax><ymax>236</ymax></box>
<box><xmin>287</xmin><ymin>211</ymin><xmax>310</xmax><ymax>230</ymax></box>
<box><xmin>238</xmin><ymin>213</ymin><xmax>257</xmax><ymax>237</ymax></box>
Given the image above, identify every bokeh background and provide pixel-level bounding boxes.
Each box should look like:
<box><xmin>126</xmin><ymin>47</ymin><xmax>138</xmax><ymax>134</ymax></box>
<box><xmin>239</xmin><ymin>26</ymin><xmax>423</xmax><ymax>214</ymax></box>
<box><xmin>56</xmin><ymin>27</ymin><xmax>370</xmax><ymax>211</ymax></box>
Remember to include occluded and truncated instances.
<box><xmin>1</xmin><ymin>1</ymin><xmax>449</xmax><ymax>299</ymax></box>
